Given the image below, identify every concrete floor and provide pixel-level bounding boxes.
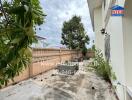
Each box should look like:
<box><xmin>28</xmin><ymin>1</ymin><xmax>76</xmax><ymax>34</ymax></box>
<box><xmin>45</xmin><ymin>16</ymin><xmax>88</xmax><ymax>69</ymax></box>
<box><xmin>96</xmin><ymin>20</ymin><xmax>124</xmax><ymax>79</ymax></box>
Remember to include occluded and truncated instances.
<box><xmin>0</xmin><ymin>61</ymin><xmax>117</xmax><ymax>100</ymax></box>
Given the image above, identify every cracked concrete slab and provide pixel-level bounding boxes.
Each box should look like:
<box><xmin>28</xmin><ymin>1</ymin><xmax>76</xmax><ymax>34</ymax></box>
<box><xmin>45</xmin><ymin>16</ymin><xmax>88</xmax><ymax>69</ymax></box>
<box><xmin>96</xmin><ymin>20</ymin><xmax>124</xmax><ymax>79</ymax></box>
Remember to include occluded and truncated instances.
<box><xmin>0</xmin><ymin>61</ymin><xmax>117</xmax><ymax>100</ymax></box>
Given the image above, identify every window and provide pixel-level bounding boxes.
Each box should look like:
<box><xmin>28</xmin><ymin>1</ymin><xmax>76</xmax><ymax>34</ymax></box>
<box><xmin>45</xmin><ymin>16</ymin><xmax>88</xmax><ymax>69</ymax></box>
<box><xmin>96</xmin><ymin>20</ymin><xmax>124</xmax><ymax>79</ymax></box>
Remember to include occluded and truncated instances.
<box><xmin>105</xmin><ymin>34</ymin><xmax>110</xmax><ymax>62</ymax></box>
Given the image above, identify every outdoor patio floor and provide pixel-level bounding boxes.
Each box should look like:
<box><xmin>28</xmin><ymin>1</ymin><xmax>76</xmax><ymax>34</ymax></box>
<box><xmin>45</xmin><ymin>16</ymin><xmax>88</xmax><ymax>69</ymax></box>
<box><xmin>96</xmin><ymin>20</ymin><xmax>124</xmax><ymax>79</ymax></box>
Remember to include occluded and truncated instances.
<box><xmin>0</xmin><ymin>61</ymin><xmax>117</xmax><ymax>100</ymax></box>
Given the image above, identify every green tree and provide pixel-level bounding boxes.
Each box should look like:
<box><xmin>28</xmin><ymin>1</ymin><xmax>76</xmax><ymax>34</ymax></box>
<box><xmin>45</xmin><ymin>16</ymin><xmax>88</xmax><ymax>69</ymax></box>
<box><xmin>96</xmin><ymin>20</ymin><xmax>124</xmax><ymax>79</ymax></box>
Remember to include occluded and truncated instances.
<box><xmin>0</xmin><ymin>0</ymin><xmax>45</xmax><ymax>86</ymax></box>
<box><xmin>61</xmin><ymin>15</ymin><xmax>90</xmax><ymax>56</ymax></box>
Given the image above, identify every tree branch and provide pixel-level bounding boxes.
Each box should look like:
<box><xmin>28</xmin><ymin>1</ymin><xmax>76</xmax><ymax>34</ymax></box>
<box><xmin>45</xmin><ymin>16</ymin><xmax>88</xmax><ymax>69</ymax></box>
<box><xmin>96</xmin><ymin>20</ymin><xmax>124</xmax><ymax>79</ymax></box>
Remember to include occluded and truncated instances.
<box><xmin>0</xmin><ymin>0</ymin><xmax>9</xmax><ymax>23</ymax></box>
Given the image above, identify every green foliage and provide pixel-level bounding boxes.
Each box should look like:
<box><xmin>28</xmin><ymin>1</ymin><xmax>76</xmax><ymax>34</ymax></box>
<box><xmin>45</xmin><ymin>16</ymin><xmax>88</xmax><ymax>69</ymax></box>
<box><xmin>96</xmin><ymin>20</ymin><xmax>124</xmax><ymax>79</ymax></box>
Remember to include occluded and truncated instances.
<box><xmin>90</xmin><ymin>49</ymin><xmax>116</xmax><ymax>81</ymax></box>
<box><xmin>92</xmin><ymin>45</ymin><xmax>95</xmax><ymax>51</ymax></box>
<box><xmin>61</xmin><ymin>15</ymin><xmax>90</xmax><ymax>56</ymax></box>
<box><xmin>0</xmin><ymin>0</ymin><xmax>45</xmax><ymax>86</ymax></box>
<box><xmin>82</xmin><ymin>46</ymin><xmax>87</xmax><ymax>57</ymax></box>
<box><xmin>87</xmin><ymin>45</ymin><xmax>95</xmax><ymax>51</ymax></box>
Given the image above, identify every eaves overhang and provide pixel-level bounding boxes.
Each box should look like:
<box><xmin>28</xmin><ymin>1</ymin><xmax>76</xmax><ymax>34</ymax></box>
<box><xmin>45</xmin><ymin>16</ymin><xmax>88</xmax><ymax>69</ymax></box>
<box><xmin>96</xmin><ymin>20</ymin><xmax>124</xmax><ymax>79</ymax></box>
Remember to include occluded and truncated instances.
<box><xmin>87</xmin><ymin>0</ymin><xmax>103</xmax><ymax>31</ymax></box>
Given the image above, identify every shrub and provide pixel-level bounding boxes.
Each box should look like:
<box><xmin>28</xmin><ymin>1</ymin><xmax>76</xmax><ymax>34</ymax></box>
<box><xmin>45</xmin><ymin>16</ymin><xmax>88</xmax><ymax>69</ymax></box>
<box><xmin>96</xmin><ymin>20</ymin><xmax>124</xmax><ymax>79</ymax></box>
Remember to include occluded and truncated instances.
<box><xmin>90</xmin><ymin>49</ymin><xmax>116</xmax><ymax>82</ymax></box>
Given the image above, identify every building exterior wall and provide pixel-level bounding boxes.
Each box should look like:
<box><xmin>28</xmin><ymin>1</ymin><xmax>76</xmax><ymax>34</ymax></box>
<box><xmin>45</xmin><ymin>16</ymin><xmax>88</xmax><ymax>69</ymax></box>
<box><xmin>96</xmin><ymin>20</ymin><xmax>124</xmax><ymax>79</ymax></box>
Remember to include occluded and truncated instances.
<box><xmin>94</xmin><ymin>7</ymin><xmax>105</xmax><ymax>56</ymax></box>
<box><xmin>122</xmin><ymin>0</ymin><xmax>132</xmax><ymax>99</ymax></box>
<box><xmin>94</xmin><ymin>3</ymin><xmax>125</xmax><ymax>99</ymax></box>
<box><xmin>106</xmin><ymin>16</ymin><xmax>126</xmax><ymax>100</ymax></box>
<box><xmin>122</xmin><ymin>0</ymin><xmax>132</xmax><ymax>87</ymax></box>
<box><xmin>104</xmin><ymin>0</ymin><xmax>132</xmax><ymax>99</ymax></box>
<box><xmin>88</xmin><ymin>0</ymin><xmax>132</xmax><ymax>99</ymax></box>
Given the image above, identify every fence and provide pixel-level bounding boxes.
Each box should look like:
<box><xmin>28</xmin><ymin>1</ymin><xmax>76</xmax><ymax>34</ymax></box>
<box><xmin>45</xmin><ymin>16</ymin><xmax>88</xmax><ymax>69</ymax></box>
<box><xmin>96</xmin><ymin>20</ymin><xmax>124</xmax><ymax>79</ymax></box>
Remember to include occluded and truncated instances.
<box><xmin>5</xmin><ymin>48</ymin><xmax>82</xmax><ymax>86</ymax></box>
<box><xmin>3</xmin><ymin>48</ymin><xmax>95</xmax><ymax>87</ymax></box>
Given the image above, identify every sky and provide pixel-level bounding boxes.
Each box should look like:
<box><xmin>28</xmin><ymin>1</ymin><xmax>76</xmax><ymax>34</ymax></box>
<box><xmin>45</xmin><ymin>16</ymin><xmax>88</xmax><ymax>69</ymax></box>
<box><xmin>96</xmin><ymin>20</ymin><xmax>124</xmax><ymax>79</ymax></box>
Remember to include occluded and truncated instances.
<box><xmin>36</xmin><ymin>0</ymin><xmax>94</xmax><ymax>48</ymax></box>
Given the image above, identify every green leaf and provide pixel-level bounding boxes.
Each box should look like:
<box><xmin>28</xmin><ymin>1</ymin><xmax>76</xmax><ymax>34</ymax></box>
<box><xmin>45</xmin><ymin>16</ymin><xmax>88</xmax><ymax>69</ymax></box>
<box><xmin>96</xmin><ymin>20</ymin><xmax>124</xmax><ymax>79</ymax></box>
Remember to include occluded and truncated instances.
<box><xmin>0</xmin><ymin>0</ymin><xmax>45</xmax><ymax>87</ymax></box>
<box><xmin>11</xmin><ymin>38</ymin><xmax>21</xmax><ymax>44</ymax></box>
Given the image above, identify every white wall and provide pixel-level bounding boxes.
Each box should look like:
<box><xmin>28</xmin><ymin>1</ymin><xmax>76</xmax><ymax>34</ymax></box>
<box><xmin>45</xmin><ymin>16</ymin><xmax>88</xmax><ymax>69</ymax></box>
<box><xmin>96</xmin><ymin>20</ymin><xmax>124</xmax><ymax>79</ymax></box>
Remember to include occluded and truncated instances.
<box><xmin>94</xmin><ymin>7</ymin><xmax>105</xmax><ymax>55</ymax></box>
<box><xmin>102</xmin><ymin>0</ymin><xmax>126</xmax><ymax>99</ymax></box>
<box><xmin>92</xmin><ymin>0</ymin><xmax>132</xmax><ymax>99</ymax></box>
<box><xmin>123</xmin><ymin>0</ymin><xmax>132</xmax><ymax>99</ymax></box>
<box><xmin>106</xmin><ymin>16</ymin><xmax>126</xmax><ymax>100</ymax></box>
<box><xmin>123</xmin><ymin>0</ymin><xmax>132</xmax><ymax>87</ymax></box>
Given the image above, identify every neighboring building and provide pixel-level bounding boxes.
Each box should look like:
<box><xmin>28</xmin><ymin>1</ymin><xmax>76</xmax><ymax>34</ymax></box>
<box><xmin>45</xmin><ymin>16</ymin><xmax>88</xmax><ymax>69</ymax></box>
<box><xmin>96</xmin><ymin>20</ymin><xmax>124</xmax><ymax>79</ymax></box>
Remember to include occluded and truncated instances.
<box><xmin>87</xmin><ymin>0</ymin><xmax>132</xmax><ymax>100</ymax></box>
<box><xmin>32</xmin><ymin>35</ymin><xmax>47</xmax><ymax>48</ymax></box>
